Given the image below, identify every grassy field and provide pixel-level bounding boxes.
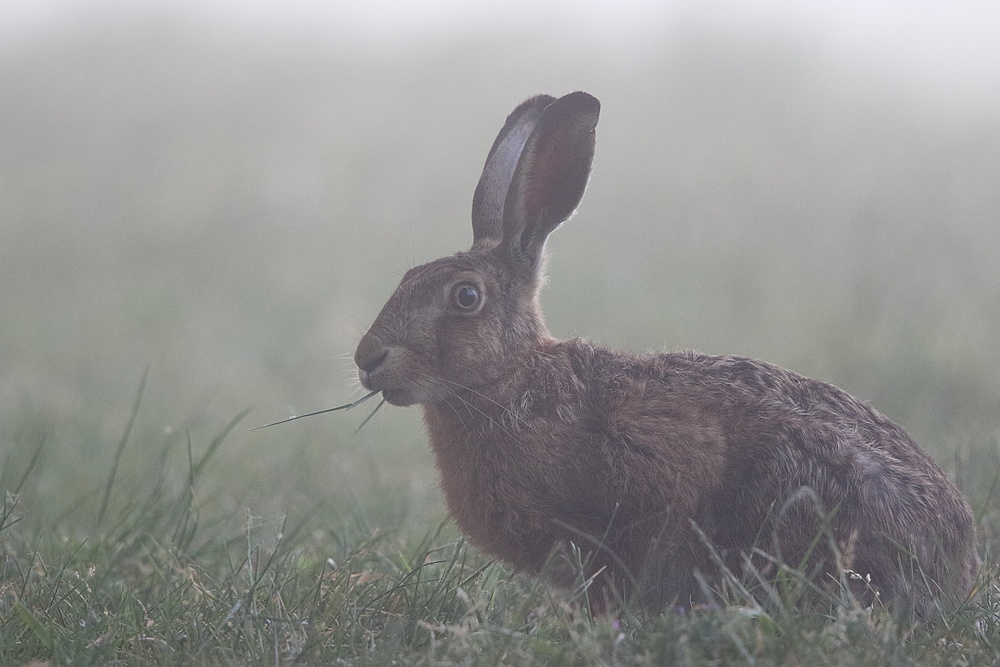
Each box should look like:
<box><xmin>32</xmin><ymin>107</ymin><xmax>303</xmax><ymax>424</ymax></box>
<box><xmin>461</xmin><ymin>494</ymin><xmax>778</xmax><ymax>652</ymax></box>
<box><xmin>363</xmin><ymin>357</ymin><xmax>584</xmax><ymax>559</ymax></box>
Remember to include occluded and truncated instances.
<box><xmin>1</xmin><ymin>394</ymin><xmax>998</xmax><ymax>665</ymax></box>
<box><xmin>2</xmin><ymin>12</ymin><xmax>1000</xmax><ymax>666</ymax></box>
<box><xmin>2</xmin><ymin>386</ymin><xmax>999</xmax><ymax>666</ymax></box>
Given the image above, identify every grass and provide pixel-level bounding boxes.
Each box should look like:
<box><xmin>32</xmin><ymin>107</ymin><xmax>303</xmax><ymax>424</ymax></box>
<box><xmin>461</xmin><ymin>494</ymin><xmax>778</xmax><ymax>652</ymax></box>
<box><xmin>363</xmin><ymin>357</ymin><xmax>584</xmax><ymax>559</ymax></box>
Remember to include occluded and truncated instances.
<box><xmin>1</xmin><ymin>389</ymin><xmax>999</xmax><ymax>666</ymax></box>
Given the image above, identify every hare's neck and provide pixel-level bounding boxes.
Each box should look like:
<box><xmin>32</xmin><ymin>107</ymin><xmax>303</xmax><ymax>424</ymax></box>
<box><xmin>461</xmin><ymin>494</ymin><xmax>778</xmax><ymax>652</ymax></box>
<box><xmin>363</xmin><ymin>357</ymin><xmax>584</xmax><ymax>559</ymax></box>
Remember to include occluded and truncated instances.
<box><xmin>421</xmin><ymin>373</ymin><xmax>531</xmax><ymax>442</ymax></box>
<box><xmin>421</xmin><ymin>337</ymin><xmax>578</xmax><ymax>449</ymax></box>
<box><xmin>417</xmin><ymin>339</ymin><xmax>593</xmax><ymax>569</ymax></box>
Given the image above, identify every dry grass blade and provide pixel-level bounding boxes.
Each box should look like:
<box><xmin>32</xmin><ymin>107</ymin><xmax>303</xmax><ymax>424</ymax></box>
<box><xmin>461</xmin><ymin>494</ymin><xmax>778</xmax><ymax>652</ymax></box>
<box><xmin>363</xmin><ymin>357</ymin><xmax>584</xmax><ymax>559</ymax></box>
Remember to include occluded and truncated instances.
<box><xmin>354</xmin><ymin>397</ymin><xmax>387</xmax><ymax>434</ymax></box>
<box><xmin>249</xmin><ymin>390</ymin><xmax>381</xmax><ymax>431</ymax></box>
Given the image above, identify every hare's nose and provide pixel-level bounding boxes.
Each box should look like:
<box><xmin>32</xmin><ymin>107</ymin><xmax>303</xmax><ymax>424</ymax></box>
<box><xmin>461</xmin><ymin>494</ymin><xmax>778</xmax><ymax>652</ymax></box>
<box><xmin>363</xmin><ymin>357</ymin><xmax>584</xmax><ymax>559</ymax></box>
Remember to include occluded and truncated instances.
<box><xmin>358</xmin><ymin>349</ymin><xmax>388</xmax><ymax>374</ymax></box>
<box><xmin>357</xmin><ymin>349</ymin><xmax>388</xmax><ymax>388</ymax></box>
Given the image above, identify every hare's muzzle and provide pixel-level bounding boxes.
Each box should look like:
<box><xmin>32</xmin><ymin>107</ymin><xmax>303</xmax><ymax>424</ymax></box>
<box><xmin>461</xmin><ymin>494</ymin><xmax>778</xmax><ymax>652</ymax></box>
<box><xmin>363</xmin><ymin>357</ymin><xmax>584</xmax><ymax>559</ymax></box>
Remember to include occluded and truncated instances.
<box><xmin>354</xmin><ymin>345</ymin><xmax>422</xmax><ymax>406</ymax></box>
<box><xmin>355</xmin><ymin>348</ymin><xmax>388</xmax><ymax>391</ymax></box>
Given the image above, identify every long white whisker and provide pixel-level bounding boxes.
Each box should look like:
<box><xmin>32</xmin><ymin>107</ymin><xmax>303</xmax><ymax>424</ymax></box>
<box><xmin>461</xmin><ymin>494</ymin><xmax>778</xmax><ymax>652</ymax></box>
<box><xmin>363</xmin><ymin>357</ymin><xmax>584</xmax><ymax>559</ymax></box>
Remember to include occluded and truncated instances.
<box><xmin>439</xmin><ymin>389</ymin><xmax>475</xmax><ymax>432</ymax></box>
<box><xmin>406</xmin><ymin>372</ymin><xmax>488</xmax><ymax>431</ymax></box>
<box><xmin>440</xmin><ymin>377</ymin><xmax>522</xmax><ymax>425</ymax></box>
<box><xmin>436</xmin><ymin>379</ymin><xmax>519</xmax><ymax>439</ymax></box>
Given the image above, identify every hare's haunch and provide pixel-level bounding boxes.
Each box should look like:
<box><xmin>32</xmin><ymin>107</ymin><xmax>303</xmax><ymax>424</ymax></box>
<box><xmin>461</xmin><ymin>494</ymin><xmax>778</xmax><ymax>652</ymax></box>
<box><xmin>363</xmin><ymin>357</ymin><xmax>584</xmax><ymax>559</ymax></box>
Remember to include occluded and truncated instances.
<box><xmin>355</xmin><ymin>92</ymin><xmax>978</xmax><ymax>616</ymax></box>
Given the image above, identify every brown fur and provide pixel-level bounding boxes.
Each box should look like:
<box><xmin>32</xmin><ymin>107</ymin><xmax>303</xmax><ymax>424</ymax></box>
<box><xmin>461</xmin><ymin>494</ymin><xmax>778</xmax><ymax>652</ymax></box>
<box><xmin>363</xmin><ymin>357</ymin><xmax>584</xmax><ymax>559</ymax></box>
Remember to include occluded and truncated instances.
<box><xmin>354</xmin><ymin>92</ymin><xmax>979</xmax><ymax>617</ymax></box>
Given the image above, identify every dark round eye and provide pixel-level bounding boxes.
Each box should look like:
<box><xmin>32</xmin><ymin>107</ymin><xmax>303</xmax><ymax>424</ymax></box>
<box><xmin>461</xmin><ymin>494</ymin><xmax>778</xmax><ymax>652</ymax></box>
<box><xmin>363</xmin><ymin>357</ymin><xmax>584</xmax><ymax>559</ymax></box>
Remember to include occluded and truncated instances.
<box><xmin>451</xmin><ymin>283</ymin><xmax>482</xmax><ymax>311</ymax></box>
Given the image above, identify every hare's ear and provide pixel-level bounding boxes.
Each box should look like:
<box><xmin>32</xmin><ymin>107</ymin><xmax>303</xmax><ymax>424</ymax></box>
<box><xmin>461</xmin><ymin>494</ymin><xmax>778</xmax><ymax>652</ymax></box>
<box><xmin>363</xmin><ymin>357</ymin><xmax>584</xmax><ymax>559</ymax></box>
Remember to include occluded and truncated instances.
<box><xmin>471</xmin><ymin>94</ymin><xmax>556</xmax><ymax>251</ymax></box>
<box><xmin>500</xmin><ymin>91</ymin><xmax>599</xmax><ymax>275</ymax></box>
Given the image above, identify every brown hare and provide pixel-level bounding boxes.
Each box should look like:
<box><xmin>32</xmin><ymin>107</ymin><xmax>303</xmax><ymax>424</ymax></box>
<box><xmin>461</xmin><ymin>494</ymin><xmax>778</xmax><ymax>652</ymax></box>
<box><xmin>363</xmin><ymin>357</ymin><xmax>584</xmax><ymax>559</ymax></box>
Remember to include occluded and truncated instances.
<box><xmin>354</xmin><ymin>91</ymin><xmax>978</xmax><ymax>617</ymax></box>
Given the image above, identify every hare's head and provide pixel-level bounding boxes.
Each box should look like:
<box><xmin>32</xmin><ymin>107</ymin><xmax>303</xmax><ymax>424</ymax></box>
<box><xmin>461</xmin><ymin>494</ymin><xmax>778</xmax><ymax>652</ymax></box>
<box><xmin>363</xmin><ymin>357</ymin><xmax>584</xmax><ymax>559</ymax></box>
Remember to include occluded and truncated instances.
<box><xmin>355</xmin><ymin>92</ymin><xmax>600</xmax><ymax>406</ymax></box>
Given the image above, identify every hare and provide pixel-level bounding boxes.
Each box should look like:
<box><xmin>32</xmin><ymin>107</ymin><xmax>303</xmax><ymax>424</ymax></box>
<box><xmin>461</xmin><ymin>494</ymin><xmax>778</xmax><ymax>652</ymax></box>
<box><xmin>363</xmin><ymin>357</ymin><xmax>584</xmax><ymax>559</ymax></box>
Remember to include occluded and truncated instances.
<box><xmin>354</xmin><ymin>91</ymin><xmax>979</xmax><ymax>616</ymax></box>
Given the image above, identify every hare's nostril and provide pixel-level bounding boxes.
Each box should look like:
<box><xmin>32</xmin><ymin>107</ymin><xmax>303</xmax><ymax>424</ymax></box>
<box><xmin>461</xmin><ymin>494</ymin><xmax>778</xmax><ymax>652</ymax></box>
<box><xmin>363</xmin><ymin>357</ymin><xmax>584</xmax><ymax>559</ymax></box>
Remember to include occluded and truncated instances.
<box><xmin>359</xmin><ymin>349</ymin><xmax>389</xmax><ymax>375</ymax></box>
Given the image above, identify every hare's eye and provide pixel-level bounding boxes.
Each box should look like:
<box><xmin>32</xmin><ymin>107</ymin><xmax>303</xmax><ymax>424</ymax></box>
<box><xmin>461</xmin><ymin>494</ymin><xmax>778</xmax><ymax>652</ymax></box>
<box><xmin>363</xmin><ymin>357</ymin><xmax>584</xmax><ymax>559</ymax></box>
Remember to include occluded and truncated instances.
<box><xmin>451</xmin><ymin>283</ymin><xmax>482</xmax><ymax>312</ymax></box>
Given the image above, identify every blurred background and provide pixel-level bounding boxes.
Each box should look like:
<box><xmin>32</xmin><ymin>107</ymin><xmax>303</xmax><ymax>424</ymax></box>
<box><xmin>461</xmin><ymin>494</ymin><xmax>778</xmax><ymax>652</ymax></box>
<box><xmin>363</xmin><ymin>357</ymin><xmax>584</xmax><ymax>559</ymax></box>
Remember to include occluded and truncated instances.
<box><xmin>2</xmin><ymin>0</ymin><xmax>998</xmax><ymax>528</ymax></box>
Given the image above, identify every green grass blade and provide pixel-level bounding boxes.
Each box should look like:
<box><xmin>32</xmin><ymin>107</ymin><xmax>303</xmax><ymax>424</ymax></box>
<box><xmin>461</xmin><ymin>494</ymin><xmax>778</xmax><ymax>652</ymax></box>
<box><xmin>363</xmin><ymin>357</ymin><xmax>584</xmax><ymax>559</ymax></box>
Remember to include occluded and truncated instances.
<box><xmin>96</xmin><ymin>367</ymin><xmax>149</xmax><ymax>530</ymax></box>
<box><xmin>13</xmin><ymin>601</ymin><xmax>55</xmax><ymax>654</ymax></box>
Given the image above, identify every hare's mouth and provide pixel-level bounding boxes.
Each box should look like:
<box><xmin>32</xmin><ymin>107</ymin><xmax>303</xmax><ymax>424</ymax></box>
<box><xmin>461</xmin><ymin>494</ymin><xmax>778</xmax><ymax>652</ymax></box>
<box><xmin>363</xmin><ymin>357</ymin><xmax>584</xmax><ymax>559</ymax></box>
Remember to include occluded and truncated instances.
<box><xmin>381</xmin><ymin>385</ymin><xmax>447</xmax><ymax>407</ymax></box>
<box><xmin>358</xmin><ymin>371</ymin><xmax>413</xmax><ymax>406</ymax></box>
<box><xmin>380</xmin><ymin>388</ymin><xmax>411</xmax><ymax>406</ymax></box>
<box><xmin>356</xmin><ymin>355</ymin><xmax>444</xmax><ymax>406</ymax></box>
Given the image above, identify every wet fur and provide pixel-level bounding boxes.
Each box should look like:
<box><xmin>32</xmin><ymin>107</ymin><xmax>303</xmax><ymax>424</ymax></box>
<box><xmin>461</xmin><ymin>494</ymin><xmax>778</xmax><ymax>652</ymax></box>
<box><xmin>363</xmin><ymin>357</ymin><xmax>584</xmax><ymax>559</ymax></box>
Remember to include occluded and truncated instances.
<box><xmin>355</xmin><ymin>92</ymin><xmax>979</xmax><ymax>616</ymax></box>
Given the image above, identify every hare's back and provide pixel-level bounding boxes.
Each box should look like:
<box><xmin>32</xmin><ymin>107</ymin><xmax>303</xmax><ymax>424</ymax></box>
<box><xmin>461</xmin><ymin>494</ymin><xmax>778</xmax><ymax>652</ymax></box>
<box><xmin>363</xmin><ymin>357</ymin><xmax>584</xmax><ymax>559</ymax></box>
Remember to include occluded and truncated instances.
<box><xmin>623</xmin><ymin>349</ymin><xmax>956</xmax><ymax>490</ymax></box>
<box><xmin>573</xmin><ymin>344</ymin><xmax>972</xmax><ymax>539</ymax></box>
<box><xmin>574</xmin><ymin>345</ymin><xmax>978</xmax><ymax>604</ymax></box>
<box><xmin>596</xmin><ymin>346</ymin><xmax>975</xmax><ymax>584</ymax></box>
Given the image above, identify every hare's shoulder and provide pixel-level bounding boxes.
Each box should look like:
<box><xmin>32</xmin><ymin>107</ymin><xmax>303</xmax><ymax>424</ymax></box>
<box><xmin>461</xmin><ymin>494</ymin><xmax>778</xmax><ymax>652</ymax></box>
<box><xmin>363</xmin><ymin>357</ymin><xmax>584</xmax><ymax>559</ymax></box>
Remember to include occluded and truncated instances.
<box><xmin>557</xmin><ymin>342</ymin><xmax>926</xmax><ymax>460</ymax></box>
<box><xmin>560</xmin><ymin>342</ymin><xmax>838</xmax><ymax>408</ymax></box>
<box><xmin>561</xmin><ymin>343</ymin><xmax>880</xmax><ymax>419</ymax></box>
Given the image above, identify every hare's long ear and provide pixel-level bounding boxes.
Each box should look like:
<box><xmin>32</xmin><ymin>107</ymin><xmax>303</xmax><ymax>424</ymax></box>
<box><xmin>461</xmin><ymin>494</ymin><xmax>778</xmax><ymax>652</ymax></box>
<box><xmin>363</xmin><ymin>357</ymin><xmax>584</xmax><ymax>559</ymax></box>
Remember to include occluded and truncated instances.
<box><xmin>500</xmin><ymin>91</ymin><xmax>599</xmax><ymax>276</ymax></box>
<box><xmin>471</xmin><ymin>95</ymin><xmax>556</xmax><ymax>251</ymax></box>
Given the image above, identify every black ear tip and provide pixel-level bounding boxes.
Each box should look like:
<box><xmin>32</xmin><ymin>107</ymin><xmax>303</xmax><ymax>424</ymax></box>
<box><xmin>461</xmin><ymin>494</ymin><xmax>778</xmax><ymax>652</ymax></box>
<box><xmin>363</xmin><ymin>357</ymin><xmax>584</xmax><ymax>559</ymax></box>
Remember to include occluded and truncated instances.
<box><xmin>560</xmin><ymin>91</ymin><xmax>601</xmax><ymax>117</ymax></box>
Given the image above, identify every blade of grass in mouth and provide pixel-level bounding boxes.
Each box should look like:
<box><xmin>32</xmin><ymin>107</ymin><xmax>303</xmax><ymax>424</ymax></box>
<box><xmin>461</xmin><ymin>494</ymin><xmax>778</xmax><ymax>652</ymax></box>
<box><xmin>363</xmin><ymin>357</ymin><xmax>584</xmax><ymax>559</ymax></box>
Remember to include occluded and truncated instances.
<box><xmin>249</xmin><ymin>390</ymin><xmax>380</xmax><ymax>431</ymax></box>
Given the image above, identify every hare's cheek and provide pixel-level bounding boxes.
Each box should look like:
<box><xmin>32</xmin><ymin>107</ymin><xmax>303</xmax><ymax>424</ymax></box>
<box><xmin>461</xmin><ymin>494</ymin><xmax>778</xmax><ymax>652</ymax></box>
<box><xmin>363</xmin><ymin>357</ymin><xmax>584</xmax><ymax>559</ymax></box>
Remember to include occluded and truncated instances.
<box><xmin>439</xmin><ymin>335</ymin><xmax>486</xmax><ymax>374</ymax></box>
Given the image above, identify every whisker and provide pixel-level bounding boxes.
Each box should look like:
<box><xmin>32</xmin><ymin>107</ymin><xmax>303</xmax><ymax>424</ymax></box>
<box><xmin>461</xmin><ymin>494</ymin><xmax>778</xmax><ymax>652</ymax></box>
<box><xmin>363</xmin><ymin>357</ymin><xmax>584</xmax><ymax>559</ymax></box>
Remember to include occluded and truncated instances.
<box><xmin>439</xmin><ymin>390</ymin><xmax>473</xmax><ymax>431</ymax></box>
<box><xmin>441</xmin><ymin>377</ymin><xmax>521</xmax><ymax>424</ymax></box>
<box><xmin>415</xmin><ymin>376</ymin><xmax>478</xmax><ymax>432</ymax></box>
<box><xmin>398</xmin><ymin>375</ymin><xmax>477</xmax><ymax>432</ymax></box>
<box><xmin>438</xmin><ymin>378</ymin><xmax>519</xmax><ymax>438</ymax></box>
<box><xmin>248</xmin><ymin>390</ymin><xmax>380</xmax><ymax>431</ymax></box>
<box><xmin>338</xmin><ymin>361</ymin><xmax>363</xmax><ymax>384</ymax></box>
<box><xmin>437</xmin><ymin>366</ymin><xmax>518</xmax><ymax>413</ymax></box>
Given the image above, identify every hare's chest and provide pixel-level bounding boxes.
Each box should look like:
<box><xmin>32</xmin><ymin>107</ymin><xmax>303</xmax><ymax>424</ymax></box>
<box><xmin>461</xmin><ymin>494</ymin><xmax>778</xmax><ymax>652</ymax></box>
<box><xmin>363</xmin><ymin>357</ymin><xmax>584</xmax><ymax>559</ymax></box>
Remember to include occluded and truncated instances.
<box><xmin>438</xmin><ymin>456</ymin><xmax>545</xmax><ymax>567</ymax></box>
<box><xmin>423</xmin><ymin>408</ymin><xmax>573</xmax><ymax>570</ymax></box>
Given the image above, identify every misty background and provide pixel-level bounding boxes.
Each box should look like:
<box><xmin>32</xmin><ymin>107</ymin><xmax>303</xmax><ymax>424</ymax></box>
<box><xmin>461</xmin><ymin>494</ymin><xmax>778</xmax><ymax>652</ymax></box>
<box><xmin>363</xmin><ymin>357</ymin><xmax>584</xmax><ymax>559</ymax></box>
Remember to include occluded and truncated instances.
<box><xmin>1</xmin><ymin>1</ymin><xmax>998</xmax><ymax>526</ymax></box>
